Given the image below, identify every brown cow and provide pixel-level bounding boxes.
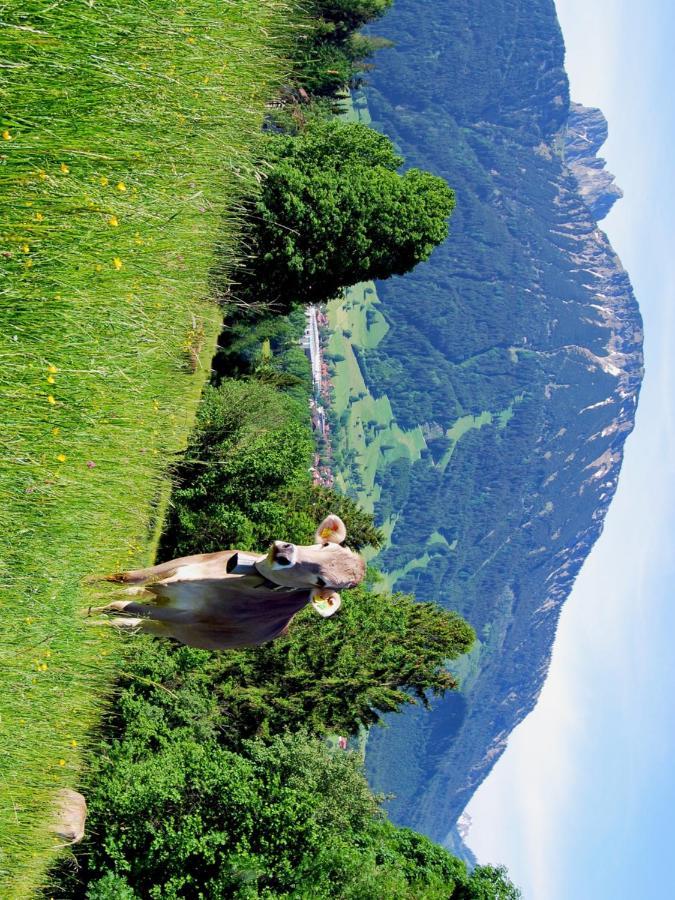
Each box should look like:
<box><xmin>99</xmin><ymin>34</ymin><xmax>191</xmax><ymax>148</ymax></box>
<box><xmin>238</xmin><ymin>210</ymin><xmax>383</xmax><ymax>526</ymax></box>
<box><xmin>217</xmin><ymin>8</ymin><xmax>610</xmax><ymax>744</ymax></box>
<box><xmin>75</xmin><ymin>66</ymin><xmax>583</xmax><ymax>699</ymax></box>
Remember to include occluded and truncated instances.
<box><xmin>89</xmin><ymin>515</ymin><xmax>365</xmax><ymax>650</ymax></box>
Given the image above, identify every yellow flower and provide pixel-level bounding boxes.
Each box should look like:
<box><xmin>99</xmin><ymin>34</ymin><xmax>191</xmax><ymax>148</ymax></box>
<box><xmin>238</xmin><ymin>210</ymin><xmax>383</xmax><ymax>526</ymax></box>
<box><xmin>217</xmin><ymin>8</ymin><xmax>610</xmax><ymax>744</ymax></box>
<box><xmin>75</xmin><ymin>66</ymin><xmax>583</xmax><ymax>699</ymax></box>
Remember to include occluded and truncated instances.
<box><xmin>187</xmin><ymin>36</ymin><xmax>195</xmax><ymax>44</ymax></box>
<box><xmin>95</xmin><ymin>263</ymin><xmax>103</xmax><ymax>272</ymax></box>
<box><xmin>108</xmin><ymin>215</ymin><xmax>119</xmax><ymax>227</ymax></box>
<box><xmin>38</xmin><ymin>169</ymin><xmax>47</xmax><ymax>181</ymax></box>
<box><xmin>24</xmin><ymin>259</ymin><xmax>33</xmax><ymax>268</ymax></box>
<box><xmin>100</xmin><ymin>175</ymin><xmax>109</xmax><ymax>186</ymax></box>
<box><xmin>56</xmin><ymin>453</ymin><xmax>66</xmax><ymax>462</ymax></box>
<box><xmin>47</xmin><ymin>375</ymin><xmax>55</xmax><ymax>384</ymax></box>
<box><xmin>113</xmin><ymin>257</ymin><xmax>123</xmax><ymax>270</ymax></box>
<box><xmin>35</xmin><ymin>212</ymin><xmax>44</xmax><ymax>222</ymax></box>
<box><xmin>203</xmin><ymin>76</ymin><xmax>210</xmax><ymax>84</ymax></box>
<box><xmin>116</xmin><ymin>181</ymin><xmax>127</xmax><ymax>192</ymax></box>
<box><xmin>47</xmin><ymin>395</ymin><xmax>56</xmax><ymax>405</ymax></box>
<box><xmin>38</xmin><ymin>662</ymin><xmax>48</xmax><ymax>671</ymax></box>
<box><xmin>20</xmin><ymin>243</ymin><xmax>29</xmax><ymax>253</ymax></box>
<box><xmin>60</xmin><ymin>162</ymin><xmax>70</xmax><ymax>174</ymax></box>
<box><xmin>48</xmin><ymin>364</ymin><xmax>58</xmax><ymax>373</ymax></box>
<box><xmin>70</xmin><ymin>739</ymin><xmax>77</xmax><ymax>748</ymax></box>
<box><xmin>52</xmin><ymin>427</ymin><xmax>60</xmax><ymax>436</ymax></box>
<box><xmin>25</xmin><ymin>617</ymin><xmax>34</xmax><ymax>625</ymax></box>
<box><xmin>2</xmin><ymin>129</ymin><xmax>12</xmax><ymax>141</ymax></box>
<box><xmin>58</xmin><ymin>759</ymin><xmax>66</xmax><ymax>767</ymax></box>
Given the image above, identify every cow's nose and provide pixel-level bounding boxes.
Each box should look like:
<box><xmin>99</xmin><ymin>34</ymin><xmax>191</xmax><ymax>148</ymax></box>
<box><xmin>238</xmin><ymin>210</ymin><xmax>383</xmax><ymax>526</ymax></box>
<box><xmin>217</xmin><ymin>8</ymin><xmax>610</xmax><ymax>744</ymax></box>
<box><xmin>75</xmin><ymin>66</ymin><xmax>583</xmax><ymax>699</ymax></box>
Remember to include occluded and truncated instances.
<box><xmin>273</xmin><ymin>542</ymin><xmax>294</xmax><ymax>566</ymax></box>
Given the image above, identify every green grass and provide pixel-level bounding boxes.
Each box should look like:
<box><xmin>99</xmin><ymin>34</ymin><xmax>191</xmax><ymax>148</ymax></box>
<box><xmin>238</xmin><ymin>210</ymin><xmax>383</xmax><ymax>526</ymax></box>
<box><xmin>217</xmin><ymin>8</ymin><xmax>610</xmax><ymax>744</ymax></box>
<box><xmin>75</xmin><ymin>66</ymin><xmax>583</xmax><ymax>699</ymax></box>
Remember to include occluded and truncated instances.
<box><xmin>327</xmin><ymin>285</ymin><xmax>426</xmax><ymax>521</ymax></box>
<box><xmin>0</xmin><ymin>1</ymin><xmax>298</xmax><ymax>894</ymax></box>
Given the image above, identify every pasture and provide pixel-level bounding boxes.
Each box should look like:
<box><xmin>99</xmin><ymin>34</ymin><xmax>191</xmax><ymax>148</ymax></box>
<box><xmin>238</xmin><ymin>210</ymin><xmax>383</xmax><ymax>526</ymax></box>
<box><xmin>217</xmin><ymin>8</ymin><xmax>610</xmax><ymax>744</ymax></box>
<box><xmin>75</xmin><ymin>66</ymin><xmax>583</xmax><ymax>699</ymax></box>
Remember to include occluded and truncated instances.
<box><xmin>0</xmin><ymin>1</ymin><xmax>295</xmax><ymax>893</ymax></box>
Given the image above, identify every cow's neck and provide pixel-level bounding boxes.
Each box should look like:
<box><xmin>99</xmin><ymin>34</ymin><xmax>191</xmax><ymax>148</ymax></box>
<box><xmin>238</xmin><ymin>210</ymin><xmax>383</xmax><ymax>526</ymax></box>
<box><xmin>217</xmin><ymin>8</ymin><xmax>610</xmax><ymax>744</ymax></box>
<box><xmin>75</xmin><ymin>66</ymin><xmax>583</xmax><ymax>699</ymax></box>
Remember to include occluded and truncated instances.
<box><xmin>227</xmin><ymin>551</ymin><xmax>300</xmax><ymax>593</ymax></box>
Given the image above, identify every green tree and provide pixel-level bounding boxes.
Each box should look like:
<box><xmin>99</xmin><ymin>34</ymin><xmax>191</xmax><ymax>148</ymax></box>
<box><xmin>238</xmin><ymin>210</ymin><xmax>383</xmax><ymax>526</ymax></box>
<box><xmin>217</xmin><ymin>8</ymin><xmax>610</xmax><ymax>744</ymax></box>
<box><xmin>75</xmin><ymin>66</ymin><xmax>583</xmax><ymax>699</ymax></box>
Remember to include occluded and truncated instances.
<box><xmin>291</xmin><ymin>2</ymin><xmax>394</xmax><ymax>97</ymax></box>
<box><xmin>236</xmin><ymin>119</ymin><xmax>454</xmax><ymax>312</ymax></box>
<box><xmin>49</xmin><ymin>731</ymin><xmax>518</xmax><ymax>898</ymax></box>
<box><xmin>110</xmin><ymin>578</ymin><xmax>475</xmax><ymax>747</ymax></box>
<box><xmin>213</xmin><ymin>579</ymin><xmax>475</xmax><ymax>738</ymax></box>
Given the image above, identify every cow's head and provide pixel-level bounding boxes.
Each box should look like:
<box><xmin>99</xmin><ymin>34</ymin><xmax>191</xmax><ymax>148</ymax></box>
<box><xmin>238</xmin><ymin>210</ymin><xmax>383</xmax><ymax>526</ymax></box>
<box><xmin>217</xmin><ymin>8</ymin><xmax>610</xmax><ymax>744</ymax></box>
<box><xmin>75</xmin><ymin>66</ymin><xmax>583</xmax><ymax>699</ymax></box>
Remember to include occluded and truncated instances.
<box><xmin>252</xmin><ymin>514</ymin><xmax>365</xmax><ymax>617</ymax></box>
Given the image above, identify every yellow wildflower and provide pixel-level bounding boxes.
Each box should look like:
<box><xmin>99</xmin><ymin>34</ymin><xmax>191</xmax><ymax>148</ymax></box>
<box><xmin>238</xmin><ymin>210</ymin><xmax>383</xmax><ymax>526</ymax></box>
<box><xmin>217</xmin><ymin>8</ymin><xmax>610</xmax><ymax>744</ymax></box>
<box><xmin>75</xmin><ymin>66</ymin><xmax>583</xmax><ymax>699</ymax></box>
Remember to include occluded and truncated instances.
<box><xmin>56</xmin><ymin>454</ymin><xmax>66</xmax><ymax>462</ymax></box>
<box><xmin>70</xmin><ymin>739</ymin><xmax>77</xmax><ymax>748</ymax></box>
<box><xmin>25</xmin><ymin>617</ymin><xmax>34</xmax><ymax>625</ymax></box>
<box><xmin>108</xmin><ymin>215</ymin><xmax>119</xmax><ymax>227</ymax></box>
<box><xmin>58</xmin><ymin>759</ymin><xmax>65</xmax><ymax>767</ymax></box>
<box><xmin>60</xmin><ymin>162</ymin><xmax>70</xmax><ymax>174</ymax></box>
<box><xmin>48</xmin><ymin>364</ymin><xmax>58</xmax><ymax>373</ymax></box>
<box><xmin>38</xmin><ymin>662</ymin><xmax>48</xmax><ymax>671</ymax></box>
<box><xmin>95</xmin><ymin>263</ymin><xmax>103</xmax><ymax>272</ymax></box>
<box><xmin>47</xmin><ymin>375</ymin><xmax>55</xmax><ymax>384</ymax></box>
<box><xmin>47</xmin><ymin>395</ymin><xmax>56</xmax><ymax>405</ymax></box>
<box><xmin>20</xmin><ymin>243</ymin><xmax>29</xmax><ymax>253</ymax></box>
<box><xmin>116</xmin><ymin>181</ymin><xmax>127</xmax><ymax>192</ymax></box>
<box><xmin>52</xmin><ymin>427</ymin><xmax>60</xmax><ymax>436</ymax></box>
<box><xmin>38</xmin><ymin>169</ymin><xmax>47</xmax><ymax>181</ymax></box>
<box><xmin>24</xmin><ymin>259</ymin><xmax>33</xmax><ymax>268</ymax></box>
<box><xmin>35</xmin><ymin>212</ymin><xmax>44</xmax><ymax>222</ymax></box>
<box><xmin>203</xmin><ymin>76</ymin><xmax>210</xmax><ymax>84</ymax></box>
<box><xmin>113</xmin><ymin>257</ymin><xmax>123</xmax><ymax>270</ymax></box>
<box><xmin>2</xmin><ymin>129</ymin><xmax>12</xmax><ymax>141</ymax></box>
<box><xmin>187</xmin><ymin>36</ymin><xmax>195</xmax><ymax>44</ymax></box>
<box><xmin>100</xmin><ymin>175</ymin><xmax>109</xmax><ymax>186</ymax></box>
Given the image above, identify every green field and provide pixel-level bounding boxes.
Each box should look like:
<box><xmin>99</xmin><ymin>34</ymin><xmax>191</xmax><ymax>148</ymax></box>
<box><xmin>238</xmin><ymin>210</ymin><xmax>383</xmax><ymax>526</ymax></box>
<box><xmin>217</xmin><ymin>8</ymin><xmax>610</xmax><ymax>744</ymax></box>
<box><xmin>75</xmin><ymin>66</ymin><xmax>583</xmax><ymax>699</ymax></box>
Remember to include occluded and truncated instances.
<box><xmin>327</xmin><ymin>283</ymin><xmax>426</xmax><ymax>513</ymax></box>
<box><xmin>0</xmin><ymin>2</ymin><xmax>295</xmax><ymax>893</ymax></box>
<box><xmin>327</xmin><ymin>280</ymin><xmax>526</xmax><ymax>586</ymax></box>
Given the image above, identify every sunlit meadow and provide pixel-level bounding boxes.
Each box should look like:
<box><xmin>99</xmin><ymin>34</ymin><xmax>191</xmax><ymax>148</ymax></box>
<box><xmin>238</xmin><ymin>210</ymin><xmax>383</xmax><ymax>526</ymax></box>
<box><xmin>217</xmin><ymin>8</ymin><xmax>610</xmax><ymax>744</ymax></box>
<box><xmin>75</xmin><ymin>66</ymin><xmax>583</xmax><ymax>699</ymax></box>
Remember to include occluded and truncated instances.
<box><xmin>0</xmin><ymin>1</ymin><xmax>297</xmax><ymax>893</ymax></box>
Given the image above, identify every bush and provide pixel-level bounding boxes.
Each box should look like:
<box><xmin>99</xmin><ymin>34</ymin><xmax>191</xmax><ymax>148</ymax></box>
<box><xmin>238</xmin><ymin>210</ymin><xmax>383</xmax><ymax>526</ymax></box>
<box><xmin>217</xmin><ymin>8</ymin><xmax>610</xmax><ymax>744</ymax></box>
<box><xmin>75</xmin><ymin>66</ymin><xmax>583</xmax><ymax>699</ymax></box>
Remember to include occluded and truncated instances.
<box><xmin>50</xmin><ymin>731</ymin><xmax>520</xmax><ymax>899</ymax></box>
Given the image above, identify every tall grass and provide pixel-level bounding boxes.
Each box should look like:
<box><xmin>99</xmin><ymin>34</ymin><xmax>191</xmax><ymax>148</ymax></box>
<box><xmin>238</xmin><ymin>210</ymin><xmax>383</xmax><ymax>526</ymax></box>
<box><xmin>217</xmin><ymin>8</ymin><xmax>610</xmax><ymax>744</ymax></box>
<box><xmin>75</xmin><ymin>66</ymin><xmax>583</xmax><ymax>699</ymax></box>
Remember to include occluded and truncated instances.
<box><xmin>0</xmin><ymin>1</ymin><xmax>298</xmax><ymax>893</ymax></box>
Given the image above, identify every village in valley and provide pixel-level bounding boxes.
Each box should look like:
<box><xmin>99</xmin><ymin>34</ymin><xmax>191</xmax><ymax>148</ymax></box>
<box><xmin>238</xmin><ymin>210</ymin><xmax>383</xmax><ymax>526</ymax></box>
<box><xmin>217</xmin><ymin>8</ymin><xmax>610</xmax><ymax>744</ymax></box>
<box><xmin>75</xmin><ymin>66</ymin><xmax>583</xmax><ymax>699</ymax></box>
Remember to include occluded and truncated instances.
<box><xmin>301</xmin><ymin>304</ymin><xmax>336</xmax><ymax>489</ymax></box>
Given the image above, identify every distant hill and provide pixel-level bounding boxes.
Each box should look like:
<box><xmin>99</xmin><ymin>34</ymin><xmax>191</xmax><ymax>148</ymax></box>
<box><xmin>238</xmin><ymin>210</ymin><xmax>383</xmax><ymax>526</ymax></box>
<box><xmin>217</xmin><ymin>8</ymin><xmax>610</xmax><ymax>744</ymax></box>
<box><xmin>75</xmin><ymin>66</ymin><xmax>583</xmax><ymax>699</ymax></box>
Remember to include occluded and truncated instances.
<box><xmin>326</xmin><ymin>0</ymin><xmax>643</xmax><ymax>850</ymax></box>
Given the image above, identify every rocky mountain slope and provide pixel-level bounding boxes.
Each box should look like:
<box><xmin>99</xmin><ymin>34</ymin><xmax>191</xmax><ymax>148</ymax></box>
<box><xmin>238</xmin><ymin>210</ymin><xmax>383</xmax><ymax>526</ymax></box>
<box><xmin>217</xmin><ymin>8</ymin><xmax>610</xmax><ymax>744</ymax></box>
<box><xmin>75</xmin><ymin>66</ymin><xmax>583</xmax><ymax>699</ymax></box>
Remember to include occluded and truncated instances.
<box><xmin>327</xmin><ymin>0</ymin><xmax>643</xmax><ymax>853</ymax></box>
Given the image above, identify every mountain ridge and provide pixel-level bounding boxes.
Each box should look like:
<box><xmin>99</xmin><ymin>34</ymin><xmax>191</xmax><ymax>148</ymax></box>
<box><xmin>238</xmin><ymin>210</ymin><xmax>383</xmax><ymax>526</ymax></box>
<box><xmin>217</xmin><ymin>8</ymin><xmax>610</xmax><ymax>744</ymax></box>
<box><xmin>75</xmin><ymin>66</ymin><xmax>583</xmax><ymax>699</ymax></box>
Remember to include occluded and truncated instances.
<box><xmin>321</xmin><ymin>0</ymin><xmax>643</xmax><ymax>851</ymax></box>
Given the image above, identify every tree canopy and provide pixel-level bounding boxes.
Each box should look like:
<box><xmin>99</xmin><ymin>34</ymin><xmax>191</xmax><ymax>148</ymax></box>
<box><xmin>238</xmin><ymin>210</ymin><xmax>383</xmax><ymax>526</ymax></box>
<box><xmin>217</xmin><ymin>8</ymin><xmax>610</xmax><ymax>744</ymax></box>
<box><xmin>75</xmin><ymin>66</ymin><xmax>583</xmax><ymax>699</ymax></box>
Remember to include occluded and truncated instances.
<box><xmin>236</xmin><ymin>119</ymin><xmax>454</xmax><ymax>312</ymax></box>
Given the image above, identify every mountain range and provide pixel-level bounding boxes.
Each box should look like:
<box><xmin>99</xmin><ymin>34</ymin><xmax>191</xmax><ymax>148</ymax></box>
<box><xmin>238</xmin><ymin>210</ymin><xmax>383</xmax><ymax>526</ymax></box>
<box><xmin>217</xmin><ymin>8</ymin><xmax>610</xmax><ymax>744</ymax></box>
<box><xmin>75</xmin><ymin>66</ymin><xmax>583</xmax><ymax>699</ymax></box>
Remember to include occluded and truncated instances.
<box><xmin>325</xmin><ymin>0</ymin><xmax>644</xmax><ymax>858</ymax></box>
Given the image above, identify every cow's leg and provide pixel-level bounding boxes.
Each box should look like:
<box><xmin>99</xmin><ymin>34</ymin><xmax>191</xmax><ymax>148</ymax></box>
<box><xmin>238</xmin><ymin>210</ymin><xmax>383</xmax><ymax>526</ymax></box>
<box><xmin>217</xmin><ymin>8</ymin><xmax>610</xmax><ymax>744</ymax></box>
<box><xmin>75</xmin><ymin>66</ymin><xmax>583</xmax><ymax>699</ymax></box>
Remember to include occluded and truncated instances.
<box><xmin>86</xmin><ymin>617</ymin><xmax>168</xmax><ymax>637</ymax></box>
<box><xmin>88</xmin><ymin>599</ymin><xmax>134</xmax><ymax>616</ymax></box>
<box><xmin>94</xmin><ymin>600</ymin><xmax>197</xmax><ymax>625</ymax></box>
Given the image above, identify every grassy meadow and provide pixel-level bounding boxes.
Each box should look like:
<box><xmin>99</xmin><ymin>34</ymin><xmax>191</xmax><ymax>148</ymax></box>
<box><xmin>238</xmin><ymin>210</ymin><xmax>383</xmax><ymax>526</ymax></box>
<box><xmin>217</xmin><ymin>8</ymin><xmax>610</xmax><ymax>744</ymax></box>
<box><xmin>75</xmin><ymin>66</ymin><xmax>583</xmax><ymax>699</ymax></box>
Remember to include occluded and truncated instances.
<box><xmin>0</xmin><ymin>1</ymin><xmax>297</xmax><ymax>893</ymax></box>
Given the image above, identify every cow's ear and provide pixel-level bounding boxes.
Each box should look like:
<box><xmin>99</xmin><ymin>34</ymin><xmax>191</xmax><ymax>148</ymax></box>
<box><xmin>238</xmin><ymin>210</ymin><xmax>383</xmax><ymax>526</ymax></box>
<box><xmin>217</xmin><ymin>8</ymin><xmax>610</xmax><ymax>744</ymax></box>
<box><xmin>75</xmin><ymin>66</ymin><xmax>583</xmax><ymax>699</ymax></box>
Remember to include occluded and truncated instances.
<box><xmin>311</xmin><ymin>589</ymin><xmax>342</xmax><ymax>618</ymax></box>
<box><xmin>315</xmin><ymin>514</ymin><xmax>347</xmax><ymax>545</ymax></box>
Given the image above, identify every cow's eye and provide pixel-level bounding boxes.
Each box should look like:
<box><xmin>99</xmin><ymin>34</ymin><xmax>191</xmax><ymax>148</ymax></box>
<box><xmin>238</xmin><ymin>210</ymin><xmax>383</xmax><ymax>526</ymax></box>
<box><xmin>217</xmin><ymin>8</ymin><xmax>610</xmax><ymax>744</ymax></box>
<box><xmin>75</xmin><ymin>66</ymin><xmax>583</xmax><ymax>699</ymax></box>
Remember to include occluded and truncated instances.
<box><xmin>316</xmin><ymin>577</ymin><xmax>326</xmax><ymax>588</ymax></box>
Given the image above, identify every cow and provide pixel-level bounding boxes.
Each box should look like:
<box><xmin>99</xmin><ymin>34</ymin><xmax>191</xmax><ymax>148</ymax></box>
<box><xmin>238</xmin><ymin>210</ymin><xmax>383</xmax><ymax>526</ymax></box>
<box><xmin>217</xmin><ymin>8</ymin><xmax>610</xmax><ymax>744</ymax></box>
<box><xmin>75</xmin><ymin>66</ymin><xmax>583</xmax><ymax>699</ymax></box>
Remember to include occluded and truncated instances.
<box><xmin>89</xmin><ymin>515</ymin><xmax>365</xmax><ymax>651</ymax></box>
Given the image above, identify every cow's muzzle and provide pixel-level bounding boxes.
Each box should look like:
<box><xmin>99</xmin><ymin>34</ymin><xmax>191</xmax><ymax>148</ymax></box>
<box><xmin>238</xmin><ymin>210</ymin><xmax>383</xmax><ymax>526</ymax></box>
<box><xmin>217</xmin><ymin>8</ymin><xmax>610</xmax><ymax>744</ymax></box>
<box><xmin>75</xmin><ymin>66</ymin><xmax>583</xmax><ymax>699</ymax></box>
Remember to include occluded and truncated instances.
<box><xmin>271</xmin><ymin>541</ymin><xmax>296</xmax><ymax>568</ymax></box>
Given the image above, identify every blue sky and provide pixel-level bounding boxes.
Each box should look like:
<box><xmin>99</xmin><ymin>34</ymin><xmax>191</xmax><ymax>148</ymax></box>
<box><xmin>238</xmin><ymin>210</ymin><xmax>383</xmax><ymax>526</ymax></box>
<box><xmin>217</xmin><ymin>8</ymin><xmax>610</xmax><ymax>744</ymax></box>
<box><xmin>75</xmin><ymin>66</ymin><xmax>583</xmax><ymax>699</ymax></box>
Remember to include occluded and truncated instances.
<box><xmin>465</xmin><ymin>2</ymin><xmax>675</xmax><ymax>897</ymax></box>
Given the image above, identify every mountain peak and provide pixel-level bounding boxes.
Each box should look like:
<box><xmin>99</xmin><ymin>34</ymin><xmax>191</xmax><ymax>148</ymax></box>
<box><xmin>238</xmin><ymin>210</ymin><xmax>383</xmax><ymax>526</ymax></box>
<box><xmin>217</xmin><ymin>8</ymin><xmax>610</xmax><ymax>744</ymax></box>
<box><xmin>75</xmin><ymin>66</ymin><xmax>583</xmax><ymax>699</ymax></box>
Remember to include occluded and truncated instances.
<box><xmin>564</xmin><ymin>102</ymin><xmax>623</xmax><ymax>220</ymax></box>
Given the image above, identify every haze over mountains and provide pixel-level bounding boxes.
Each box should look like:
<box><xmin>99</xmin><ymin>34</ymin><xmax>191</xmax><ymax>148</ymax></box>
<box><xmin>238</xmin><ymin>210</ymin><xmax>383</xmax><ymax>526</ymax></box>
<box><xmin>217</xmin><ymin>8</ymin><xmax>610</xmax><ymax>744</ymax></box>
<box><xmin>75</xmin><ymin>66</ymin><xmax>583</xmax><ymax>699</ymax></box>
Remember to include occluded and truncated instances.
<box><xmin>328</xmin><ymin>0</ymin><xmax>643</xmax><ymax>857</ymax></box>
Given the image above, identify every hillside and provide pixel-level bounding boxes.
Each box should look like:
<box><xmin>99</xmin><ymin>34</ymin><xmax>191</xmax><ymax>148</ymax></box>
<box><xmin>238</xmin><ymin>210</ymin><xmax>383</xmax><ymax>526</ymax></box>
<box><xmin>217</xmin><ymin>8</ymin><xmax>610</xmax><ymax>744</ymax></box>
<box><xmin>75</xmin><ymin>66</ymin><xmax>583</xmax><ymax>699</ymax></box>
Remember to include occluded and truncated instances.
<box><xmin>324</xmin><ymin>0</ymin><xmax>643</xmax><ymax>851</ymax></box>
